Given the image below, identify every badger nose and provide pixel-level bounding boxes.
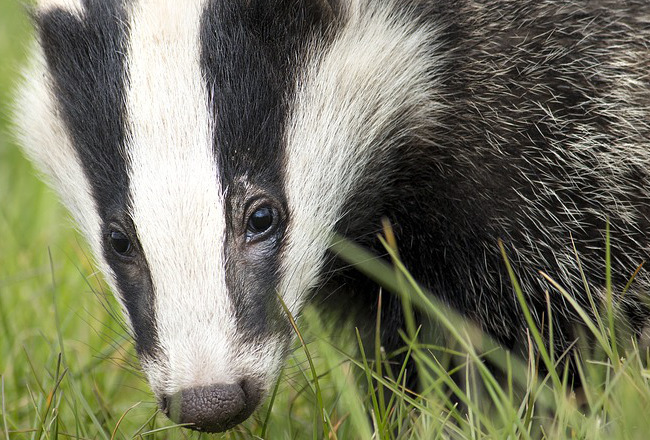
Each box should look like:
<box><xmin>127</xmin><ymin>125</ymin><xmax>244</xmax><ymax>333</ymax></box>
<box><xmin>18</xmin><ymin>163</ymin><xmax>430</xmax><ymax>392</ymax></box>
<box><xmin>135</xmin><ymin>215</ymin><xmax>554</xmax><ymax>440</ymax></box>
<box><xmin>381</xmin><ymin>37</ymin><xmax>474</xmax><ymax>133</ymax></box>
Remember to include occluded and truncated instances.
<box><xmin>162</xmin><ymin>382</ymin><xmax>257</xmax><ymax>432</ymax></box>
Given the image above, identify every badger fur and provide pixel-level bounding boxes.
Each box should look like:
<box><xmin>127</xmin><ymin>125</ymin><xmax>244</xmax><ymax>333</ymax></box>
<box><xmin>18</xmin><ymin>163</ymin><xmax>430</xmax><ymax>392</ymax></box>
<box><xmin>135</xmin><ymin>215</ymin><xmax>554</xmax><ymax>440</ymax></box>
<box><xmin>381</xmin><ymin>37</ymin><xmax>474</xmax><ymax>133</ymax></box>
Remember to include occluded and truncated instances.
<box><xmin>14</xmin><ymin>0</ymin><xmax>650</xmax><ymax>433</ymax></box>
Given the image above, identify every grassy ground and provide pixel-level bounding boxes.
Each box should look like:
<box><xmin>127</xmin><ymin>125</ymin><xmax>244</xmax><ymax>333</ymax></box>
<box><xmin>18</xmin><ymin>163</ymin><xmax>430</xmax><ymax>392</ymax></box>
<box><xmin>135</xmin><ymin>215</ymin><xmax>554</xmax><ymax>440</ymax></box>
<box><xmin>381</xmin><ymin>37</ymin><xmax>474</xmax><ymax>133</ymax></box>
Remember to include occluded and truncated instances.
<box><xmin>3</xmin><ymin>2</ymin><xmax>650</xmax><ymax>439</ymax></box>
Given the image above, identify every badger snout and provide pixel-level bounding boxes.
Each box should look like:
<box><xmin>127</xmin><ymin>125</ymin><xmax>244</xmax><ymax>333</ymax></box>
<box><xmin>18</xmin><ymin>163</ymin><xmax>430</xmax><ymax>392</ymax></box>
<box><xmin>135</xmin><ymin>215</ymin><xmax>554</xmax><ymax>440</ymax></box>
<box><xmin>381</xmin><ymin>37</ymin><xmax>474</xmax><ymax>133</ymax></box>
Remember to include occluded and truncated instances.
<box><xmin>161</xmin><ymin>380</ymin><xmax>263</xmax><ymax>433</ymax></box>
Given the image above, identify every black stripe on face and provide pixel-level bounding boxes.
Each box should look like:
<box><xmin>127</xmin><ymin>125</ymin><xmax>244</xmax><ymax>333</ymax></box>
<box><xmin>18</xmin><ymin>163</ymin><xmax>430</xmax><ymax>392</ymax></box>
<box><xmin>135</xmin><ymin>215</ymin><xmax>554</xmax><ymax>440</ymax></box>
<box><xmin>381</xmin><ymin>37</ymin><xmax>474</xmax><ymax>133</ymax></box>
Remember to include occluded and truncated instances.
<box><xmin>200</xmin><ymin>1</ymin><xmax>335</xmax><ymax>341</ymax></box>
<box><xmin>38</xmin><ymin>0</ymin><xmax>159</xmax><ymax>359</ymax></box>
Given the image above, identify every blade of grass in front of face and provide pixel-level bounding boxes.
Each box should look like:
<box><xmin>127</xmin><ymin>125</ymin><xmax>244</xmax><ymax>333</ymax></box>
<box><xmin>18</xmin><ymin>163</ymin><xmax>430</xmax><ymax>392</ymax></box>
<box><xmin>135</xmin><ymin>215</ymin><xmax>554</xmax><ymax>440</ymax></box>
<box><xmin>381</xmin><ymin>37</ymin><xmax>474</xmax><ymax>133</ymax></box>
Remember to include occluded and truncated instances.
<box><xmin>130</xmin><ymin>408</ymin><xmax>161</xmax><ymax>438</ymax></box>
<box><xmin>260</xmin><ymin>368</ymin><xmax>283</xmax><ymax>438</ymax></box>
<box><xmin>277</xmin><ymin>293</ymin><xmax>333</xmax><ymax>440</ymax></box>
<box><xmin>137</xmin><ymin>423</ymin><xmax>196</xmax><ymax>437</ymax></box>
<box><xmin>110</xmin><ymin>401</ymin><xmax>141</xmax><ymax>440</ymax></box>
<box><xmin>381</xmin><ymin>220</ymin><xmax>416</xmax><ymax>340</ymax></box>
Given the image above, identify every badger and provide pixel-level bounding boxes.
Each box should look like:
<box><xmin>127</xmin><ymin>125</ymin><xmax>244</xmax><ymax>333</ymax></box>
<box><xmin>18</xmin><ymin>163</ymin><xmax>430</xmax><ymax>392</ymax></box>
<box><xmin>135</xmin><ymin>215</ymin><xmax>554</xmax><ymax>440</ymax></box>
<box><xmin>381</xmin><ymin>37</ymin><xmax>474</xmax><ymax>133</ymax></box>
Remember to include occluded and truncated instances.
<box><xmin>14</xmin><ymin>0</ymin><xmax>650</xmax><ymax>433</ymax></box>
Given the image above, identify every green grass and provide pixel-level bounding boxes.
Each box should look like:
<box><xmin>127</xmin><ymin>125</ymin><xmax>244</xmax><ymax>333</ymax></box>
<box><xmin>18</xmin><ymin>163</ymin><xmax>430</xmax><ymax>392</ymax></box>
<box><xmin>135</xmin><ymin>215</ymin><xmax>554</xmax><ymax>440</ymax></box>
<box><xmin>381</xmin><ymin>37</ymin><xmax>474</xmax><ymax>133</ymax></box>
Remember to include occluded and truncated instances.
<box><xmin>3</xmin><ymin>2</ymin><xmax>650</xmax><ymax>439</ymax></box>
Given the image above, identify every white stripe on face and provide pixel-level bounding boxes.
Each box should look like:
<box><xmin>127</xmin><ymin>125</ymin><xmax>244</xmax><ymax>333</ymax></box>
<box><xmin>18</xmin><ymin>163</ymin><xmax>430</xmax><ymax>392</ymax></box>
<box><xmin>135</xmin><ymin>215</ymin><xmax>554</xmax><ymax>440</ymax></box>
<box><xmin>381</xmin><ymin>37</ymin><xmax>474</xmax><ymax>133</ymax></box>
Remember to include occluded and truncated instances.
<box><xmin>280</xmin><ymin>1</ymin><xmax>442</xmax><ymax>314</ymax></box>
<box><xmin>124</xmin><ymin>0</ymin><xmax>236</xmax><ymax>395</ymax></box>
<box><xmin>15</xmin><ymin>45</ymin><xmax>102</xmax><ymax>261</ymax></box>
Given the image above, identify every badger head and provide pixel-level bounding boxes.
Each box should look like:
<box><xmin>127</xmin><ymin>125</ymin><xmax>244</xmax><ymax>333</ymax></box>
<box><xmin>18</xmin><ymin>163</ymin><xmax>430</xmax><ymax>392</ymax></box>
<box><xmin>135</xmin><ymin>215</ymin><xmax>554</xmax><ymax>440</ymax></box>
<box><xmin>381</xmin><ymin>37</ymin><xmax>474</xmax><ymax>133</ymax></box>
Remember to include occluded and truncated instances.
<box><xmin>15</xmin><ymin>0</ymin><xmax>439</xmax><ymax>432</ymax></box>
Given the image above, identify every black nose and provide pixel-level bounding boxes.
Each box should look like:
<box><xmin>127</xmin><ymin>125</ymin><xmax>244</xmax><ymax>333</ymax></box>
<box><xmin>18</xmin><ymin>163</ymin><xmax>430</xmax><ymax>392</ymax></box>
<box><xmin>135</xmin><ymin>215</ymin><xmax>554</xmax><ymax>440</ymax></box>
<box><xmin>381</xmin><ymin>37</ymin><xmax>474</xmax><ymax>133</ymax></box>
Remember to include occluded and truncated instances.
<box><xmin>161</xmin><ymin>381</ymin><xmax>260</xmax><ymax>432</ymax></box>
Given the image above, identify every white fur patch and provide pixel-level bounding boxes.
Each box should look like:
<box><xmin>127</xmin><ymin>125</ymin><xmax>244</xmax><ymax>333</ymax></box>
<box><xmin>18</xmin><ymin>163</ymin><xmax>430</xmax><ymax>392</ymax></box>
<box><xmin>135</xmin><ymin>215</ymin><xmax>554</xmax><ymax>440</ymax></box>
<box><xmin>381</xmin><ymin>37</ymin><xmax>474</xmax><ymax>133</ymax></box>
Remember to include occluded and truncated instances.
<box><xmin>280</xmin><ymin>1</ymin><xmax>443</xmax><ymax>315</ymax></box>
<box><xmin>14</xmin><ymin>47</ymin><xmax>99</xmax><ymax>256</ymax></box>
<box><xmin>124</xmin><ymin>0</ymin><xmax>279</xmax><ymax>395</ymax></box>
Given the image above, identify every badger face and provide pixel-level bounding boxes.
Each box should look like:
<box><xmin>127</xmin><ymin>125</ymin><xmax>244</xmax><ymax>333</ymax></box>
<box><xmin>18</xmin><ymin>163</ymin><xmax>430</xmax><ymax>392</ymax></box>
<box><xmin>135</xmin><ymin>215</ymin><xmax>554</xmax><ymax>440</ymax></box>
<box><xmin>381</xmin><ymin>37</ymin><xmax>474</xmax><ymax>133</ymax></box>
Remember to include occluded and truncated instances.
<box><xmin>16</xmin><ymin>0</ymin><xmax>438</xmax><ymax>432</ymax></box>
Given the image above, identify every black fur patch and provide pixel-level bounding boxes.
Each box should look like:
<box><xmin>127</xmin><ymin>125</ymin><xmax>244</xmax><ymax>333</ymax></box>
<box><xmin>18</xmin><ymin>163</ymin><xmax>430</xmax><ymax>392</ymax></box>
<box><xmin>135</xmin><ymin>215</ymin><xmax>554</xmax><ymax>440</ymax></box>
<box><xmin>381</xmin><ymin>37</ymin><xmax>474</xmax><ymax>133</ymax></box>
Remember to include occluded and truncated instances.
<box><xmin>323</xmin><ymin>1</ymin><xmax>650</xmax><ymax>361</ymax></box>
<box><xmin>200</xmin><ymin>0</ymin><xmax>335</xmax><ymax>342</ymax></box>
<box><xmin>38</xmin><ymin>0</ymin><xmax>160</xmax><ymax>359</ymax></box>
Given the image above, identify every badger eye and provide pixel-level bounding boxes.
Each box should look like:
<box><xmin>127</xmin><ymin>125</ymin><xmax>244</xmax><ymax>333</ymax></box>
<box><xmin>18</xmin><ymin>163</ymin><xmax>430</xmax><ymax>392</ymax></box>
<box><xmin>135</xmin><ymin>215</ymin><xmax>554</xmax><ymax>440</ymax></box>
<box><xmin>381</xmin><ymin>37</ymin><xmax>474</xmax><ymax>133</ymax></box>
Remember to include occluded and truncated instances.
<box><xmin>110</xmin><ymin>231</ymin><xmax>131</xmax><ymax>255</ymax></box>
<box><xmin>247</xmin><ymin>206</ymin><xmax>274</xmax><ymax>236</ymax></box>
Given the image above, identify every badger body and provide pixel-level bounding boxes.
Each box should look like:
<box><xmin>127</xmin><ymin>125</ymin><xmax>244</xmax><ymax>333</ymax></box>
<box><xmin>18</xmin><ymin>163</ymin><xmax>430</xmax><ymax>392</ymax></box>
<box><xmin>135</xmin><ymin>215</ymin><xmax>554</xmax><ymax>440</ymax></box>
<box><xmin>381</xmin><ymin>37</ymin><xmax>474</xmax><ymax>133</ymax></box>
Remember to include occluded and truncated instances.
<box><xmin>15</xmin><ymin>0</ymin><xmax>650</xmax><ymax>432</ymax></box>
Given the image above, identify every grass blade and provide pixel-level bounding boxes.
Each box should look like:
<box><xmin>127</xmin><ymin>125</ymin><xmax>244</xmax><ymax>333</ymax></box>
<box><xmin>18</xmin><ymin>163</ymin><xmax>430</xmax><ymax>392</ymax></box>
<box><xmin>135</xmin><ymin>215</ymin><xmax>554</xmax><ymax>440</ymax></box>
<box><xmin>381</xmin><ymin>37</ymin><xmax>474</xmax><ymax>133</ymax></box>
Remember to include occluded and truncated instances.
<box><xmin>276</xmin><ymin>293</ymin><xmax>333</xmax><ymax>440</ymax></box>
